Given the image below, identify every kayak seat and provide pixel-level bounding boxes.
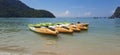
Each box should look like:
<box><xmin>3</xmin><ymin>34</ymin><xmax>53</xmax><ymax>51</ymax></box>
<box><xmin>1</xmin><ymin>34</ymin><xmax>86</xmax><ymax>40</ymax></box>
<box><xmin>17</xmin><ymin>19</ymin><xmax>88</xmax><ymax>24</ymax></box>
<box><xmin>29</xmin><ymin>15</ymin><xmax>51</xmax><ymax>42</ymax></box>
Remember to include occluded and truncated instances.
<box><xmin>48</xmin><ymin>27</ymin><xmax>56</xmax><ymax>31</ymax></box>
<box><xmin>44</xmin><ymin>26</ymin><xmax>56</xmax><ymax>31</ymax></box>
<box><xmin>62</xmin><ymin>26</ymin><xmax>69</xmax><ymax>30</ymax></box>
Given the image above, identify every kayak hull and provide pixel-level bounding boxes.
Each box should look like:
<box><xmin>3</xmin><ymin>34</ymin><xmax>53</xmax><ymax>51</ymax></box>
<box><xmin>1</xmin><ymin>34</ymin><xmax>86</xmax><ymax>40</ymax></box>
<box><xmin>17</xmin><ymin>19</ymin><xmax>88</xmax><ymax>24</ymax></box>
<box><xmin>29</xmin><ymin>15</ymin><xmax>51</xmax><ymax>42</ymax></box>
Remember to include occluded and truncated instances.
<box><xmin>29</xmin><ymin>27</ymin><xmax>58</xmax><ymax>36</ymax></box>
<box><xmin>80</xmin><ymin>23</ymin><xmax>89</xmax><ymax>27</ymax></box>
<box><xmin>76</xmin><ymin>24</ymin><xmax>88</xmax><ymax>30</ymax></box>
<box><xmin>68</xmin><ymin>25</ymin><xmax>81</xmax><ymax>32</ymax></box>
<box><xmin>55</xmin><ymin>27</ymin><xmax>73</xmax><ymax>33</ymax></box>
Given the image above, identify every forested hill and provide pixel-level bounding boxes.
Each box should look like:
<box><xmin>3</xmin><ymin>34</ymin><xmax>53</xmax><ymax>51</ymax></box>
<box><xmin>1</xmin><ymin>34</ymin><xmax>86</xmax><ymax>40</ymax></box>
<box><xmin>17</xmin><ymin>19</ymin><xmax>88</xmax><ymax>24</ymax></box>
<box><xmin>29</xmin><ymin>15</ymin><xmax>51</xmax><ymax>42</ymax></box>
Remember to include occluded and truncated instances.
<box><xmin>0</xmin><ymin>0</ymin><xmax>55</xmax><ymax>18</ymax></box>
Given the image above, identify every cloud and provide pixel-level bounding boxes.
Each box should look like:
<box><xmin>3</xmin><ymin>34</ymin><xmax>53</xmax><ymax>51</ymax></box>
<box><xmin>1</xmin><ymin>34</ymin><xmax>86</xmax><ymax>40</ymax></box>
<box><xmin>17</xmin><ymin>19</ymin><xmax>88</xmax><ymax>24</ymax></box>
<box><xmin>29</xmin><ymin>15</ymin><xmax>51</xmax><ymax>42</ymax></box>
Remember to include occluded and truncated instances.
<box><xmin>83</xmin><ymin>12</ymin><xmax>92</xmax><ymax>17</ymax></box>
<box><xmin>64</xmin><ymin>10</ymin><xmax>70</xmax><ymax>16</ymax></box>
<box><xmin>62</xmin><ymin>10</ymin><xmax>71</xmax><ymax>17</ymax></box>
<box><xmin>57</xmin><ymin>10</ymin><xmax>71</xmax><ymax>17</ymax></box>
<box><xmin>112</xmin><ymin>9</ymin><xmax>115</xmax><ymax>13</ymax></box>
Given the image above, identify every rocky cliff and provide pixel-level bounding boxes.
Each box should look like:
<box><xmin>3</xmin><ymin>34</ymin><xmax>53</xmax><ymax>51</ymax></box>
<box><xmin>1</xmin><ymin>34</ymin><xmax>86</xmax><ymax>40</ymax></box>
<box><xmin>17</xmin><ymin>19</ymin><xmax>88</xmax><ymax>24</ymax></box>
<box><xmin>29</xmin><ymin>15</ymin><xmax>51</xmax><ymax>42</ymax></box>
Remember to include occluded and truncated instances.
<box><xmin>111</xmin><ymin>7</ymin><xmax>120</xmax><ymax>18</ymax></box>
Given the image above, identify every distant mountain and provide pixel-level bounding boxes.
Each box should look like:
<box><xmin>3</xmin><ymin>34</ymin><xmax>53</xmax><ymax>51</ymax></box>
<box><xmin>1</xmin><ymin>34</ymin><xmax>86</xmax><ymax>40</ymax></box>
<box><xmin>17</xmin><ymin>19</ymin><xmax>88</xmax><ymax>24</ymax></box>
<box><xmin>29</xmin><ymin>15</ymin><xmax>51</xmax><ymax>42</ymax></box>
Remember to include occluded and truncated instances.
<box><xmin>0</xmin><ymin>0</ymin><xmax>55</xmax><ymax>18</ymax></box>
<box><xmin>111</xmin><ymin>7</ymin><xmax>120</xmax><ymax>18</ymax></box>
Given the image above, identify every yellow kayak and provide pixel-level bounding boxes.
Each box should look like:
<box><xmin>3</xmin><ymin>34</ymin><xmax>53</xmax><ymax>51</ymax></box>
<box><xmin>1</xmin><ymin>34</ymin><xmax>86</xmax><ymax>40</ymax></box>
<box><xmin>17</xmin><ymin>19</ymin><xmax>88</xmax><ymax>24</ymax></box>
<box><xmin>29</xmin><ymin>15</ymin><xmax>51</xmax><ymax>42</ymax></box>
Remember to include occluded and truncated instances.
<box><xmin>76</xmin><ymin>24</ymin><xmax>88</xmax><ymax>30</ymax></box>
<box><xmin>54</xmin><ymin>26</ymin><xmax>73</xmax><ymax>33</ymax></box>
<box><xmin>29</xmin><ymin>26</ymin><xmax>58</xmax><ymax>36</ymax></box>
<box><xmin>80</xmin><ymin>23</ymin><xmax>89</xmax><ymax>27</ymax></box>
<box><xmin>68</xmin><ymin>25</ymin><xmax>81</xmax><ymax>32</ymax></box>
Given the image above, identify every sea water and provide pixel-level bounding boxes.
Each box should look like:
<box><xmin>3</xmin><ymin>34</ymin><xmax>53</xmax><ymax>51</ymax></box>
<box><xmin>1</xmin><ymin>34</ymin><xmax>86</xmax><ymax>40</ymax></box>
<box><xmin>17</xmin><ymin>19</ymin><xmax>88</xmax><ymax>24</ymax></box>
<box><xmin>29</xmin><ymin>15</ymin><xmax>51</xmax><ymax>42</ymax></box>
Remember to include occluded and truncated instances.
<box><xmin>0</xmin><ymin>18</ymin><xmax>120</xmax><ymax>55</ymax></box>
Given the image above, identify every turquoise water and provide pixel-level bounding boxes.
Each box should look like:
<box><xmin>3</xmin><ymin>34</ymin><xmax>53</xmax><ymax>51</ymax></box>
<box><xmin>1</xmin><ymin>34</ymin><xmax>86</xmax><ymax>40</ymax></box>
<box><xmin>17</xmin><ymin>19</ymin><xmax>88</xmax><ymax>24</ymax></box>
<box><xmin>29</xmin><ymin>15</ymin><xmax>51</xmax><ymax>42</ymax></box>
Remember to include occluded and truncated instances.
<box><xmin>0</xmin><ymin>18</ymin><xmax>120</xmax><ymax>55</ymax></box>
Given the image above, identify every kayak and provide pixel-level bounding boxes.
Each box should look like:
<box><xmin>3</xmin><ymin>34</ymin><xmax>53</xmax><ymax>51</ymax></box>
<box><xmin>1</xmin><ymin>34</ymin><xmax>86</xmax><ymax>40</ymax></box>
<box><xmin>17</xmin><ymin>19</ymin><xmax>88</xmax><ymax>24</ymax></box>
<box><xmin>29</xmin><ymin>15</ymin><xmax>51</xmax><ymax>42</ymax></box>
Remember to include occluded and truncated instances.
<box><xmin>28</xmin><ymin>22</ymin><xmax>88</xmax><ymax>35</ymax></box>
<box><xmin>68</xmin><ymin>25</ymin><xmax>81</xmax><ymax>32</ymax></box>
<box><xmin>54</xmin><ymin>26</ymin><xmax>73</xmax><ymax>33</ymax></box>
<box><xmin>54</xmin><ymin>23</ymin><xmax>81</xmax><ymax>32</ymax></box>
<box><xmin>46</xmin><ymin>23</ymin><xmax>73</xmax><ymax>33</ymax></box>
<box><xmin>29</xmin><ymin>26</ymin><xmax>58</xmax><ymax>36</ymax></box>
<box><xmin>80</xmin><ymin>23</ymin><xmax>89</xmax><ymax>27</ymax></box>
<box><xmin>76</xmin><ymin>24</ymin><xmax>88</xmax><ymax>30</ymax></box>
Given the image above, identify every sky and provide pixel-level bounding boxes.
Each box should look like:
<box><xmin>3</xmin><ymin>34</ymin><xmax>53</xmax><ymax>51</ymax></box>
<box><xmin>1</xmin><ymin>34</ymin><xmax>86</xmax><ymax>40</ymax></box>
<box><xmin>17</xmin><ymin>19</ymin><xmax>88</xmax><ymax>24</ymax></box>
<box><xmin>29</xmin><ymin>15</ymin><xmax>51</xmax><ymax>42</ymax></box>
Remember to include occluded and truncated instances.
<box><xmin>21</xmin><ymin>0</ymin><xmax>120</xmax><ymax>17</ymax></box>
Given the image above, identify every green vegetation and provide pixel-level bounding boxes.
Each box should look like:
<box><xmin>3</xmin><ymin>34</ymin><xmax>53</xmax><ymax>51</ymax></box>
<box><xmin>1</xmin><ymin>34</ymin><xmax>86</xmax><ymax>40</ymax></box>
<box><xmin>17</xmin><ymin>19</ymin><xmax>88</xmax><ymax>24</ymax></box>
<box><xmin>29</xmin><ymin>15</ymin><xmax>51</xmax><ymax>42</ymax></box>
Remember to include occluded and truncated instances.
<box><xmin>0</xmin><ymin>0</ymin><xmax>55</xmax><ymax>18</ymax></box>
<box><xmin>28</xmin><ymin>22</ymin><xmax>70</xmax><ymax>27</ymax></box>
